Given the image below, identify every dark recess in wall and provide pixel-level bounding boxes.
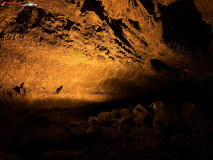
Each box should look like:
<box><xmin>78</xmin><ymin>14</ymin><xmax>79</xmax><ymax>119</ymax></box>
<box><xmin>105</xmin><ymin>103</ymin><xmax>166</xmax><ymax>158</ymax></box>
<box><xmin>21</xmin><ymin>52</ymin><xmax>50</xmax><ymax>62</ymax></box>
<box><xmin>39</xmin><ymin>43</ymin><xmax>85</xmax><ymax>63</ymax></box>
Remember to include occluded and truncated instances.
<box><xmin>128</xmin><ymin>19</ymin><xmax>141</xmax><ymax>30</ymax></box>
<box><xmin>65</xmin><ymin>0</ymin><xmax>75</xmax><ymax>4</ymax></box>
<box><xmin>139</xmin><ymin>0</ymin><xmax>155</xmax><ymax>15</ymax></box>
<box><xmin>160</xmin><ymin>0</ymin><xmax>211</xmax><ymax>54</ymax></box>
<box><xmin>81</xmin><ymin>0</ymin><xmax>133</xmax><ymax>49</ymax></box>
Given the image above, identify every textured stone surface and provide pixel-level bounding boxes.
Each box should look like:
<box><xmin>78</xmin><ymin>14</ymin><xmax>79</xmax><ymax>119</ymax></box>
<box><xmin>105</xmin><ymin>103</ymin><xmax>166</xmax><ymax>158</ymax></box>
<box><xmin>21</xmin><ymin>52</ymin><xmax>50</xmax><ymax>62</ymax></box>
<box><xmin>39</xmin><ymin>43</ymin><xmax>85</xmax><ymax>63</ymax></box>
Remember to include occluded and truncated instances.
<box><xmin>0</xmin><ymin>1</ymin><xmax>213</xmax><ymax>159</ymax></box>
<box><xmin>1</xmin><ymin>0</ymin><xmax>213</xmax><ymax>107</ymax></box>
<box><xmin>0</xmin><ymin>101</ymin><xmax>211</xmax><ymax>159</ymax></box>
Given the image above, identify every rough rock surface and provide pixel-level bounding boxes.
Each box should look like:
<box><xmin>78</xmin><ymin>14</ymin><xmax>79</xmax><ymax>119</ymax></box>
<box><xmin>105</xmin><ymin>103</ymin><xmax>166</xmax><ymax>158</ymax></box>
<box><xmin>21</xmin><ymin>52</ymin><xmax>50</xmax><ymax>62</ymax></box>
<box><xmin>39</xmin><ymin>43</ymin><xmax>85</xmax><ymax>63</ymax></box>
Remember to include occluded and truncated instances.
<box><xmin>0</xmin><ymin>0</ymin><xmax>213</xmax><ymax>106</ymax></box>
<box><xmin>133</xmin><ymin>104</ymin><xmax>148</xmax><ymax>125</ymax></box>
<box><xmin>0</xmin><ymin>0</ymin><xmax>213</xmax><ymax>159</ymax></box>
<box><xmin>0</xmin><ymin>101</ymin><xmax>212</xmax><ymax>159</ymax></box>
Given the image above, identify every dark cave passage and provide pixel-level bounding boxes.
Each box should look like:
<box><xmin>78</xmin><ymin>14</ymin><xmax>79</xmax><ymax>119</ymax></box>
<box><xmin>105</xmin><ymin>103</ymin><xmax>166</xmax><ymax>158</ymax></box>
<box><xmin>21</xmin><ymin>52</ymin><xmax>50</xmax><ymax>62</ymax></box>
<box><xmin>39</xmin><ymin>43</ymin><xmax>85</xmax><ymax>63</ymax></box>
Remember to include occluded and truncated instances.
<box><xmin>160</xmin><ymin>0</ymin><xmax>212</xmax><ymax>54</ymax></box>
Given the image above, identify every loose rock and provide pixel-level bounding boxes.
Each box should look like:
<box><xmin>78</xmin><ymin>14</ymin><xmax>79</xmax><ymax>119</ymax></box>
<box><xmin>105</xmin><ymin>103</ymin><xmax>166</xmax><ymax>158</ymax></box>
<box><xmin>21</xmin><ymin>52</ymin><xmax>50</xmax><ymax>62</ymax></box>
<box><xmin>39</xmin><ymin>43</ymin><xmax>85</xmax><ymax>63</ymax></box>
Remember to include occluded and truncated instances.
<box><xmin>119</xmin><ymin>108</ymin><xmax>130</xmax><ymax>117</ymax></box>
<box><xmin>133</xmin><ymin>104</ymin><xmax>148</xmax><ymax>125</ymax></box>
<box><xmin>149</xmin><ymin>101</ymin><xmax>168</xmax><ymax>125</ymax></box>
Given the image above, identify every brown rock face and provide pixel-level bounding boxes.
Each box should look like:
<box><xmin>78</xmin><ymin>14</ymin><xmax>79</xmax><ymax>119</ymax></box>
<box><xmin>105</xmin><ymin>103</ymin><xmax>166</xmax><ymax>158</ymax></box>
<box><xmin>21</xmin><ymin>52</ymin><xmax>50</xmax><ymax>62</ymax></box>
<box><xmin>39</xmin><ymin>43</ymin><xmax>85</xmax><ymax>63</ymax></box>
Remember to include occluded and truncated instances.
<box><xmin>0</xmin><ymin>0</ymin><xmax>212</xmax><ymax>106</ymax></box>
<box><xmin>133</xmin><ymin>104</ymin><xmax>148</xmax><ymax>125</ymax></box>
<box><xmin>0</xmin><ymin>1</ymin><xmax>213</xmax><ymax>159</ymax></box>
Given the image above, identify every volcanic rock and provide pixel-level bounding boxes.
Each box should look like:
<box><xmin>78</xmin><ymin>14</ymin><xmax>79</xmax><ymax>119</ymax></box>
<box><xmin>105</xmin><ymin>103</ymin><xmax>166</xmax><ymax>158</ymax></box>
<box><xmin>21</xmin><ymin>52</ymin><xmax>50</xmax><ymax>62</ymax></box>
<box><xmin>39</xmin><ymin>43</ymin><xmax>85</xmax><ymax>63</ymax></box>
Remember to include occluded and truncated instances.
<box><xmin>149</xmin><ymin>101</ymin><xmax>168</xmax><ymax>133</ymax></box>
<box><xmin>0</xmin><ymin>0</ymin><xmax>213</xmax><ymax>159</ymax></box>
<box><xmin>119</xmin><ymin>108</ymin><xmax>130</xmax><ymax>116</ymax></box>
<box><xmin>133</xmin><ymin>104</ymin><xmax>148</xmax><ymax>125</ymax></box>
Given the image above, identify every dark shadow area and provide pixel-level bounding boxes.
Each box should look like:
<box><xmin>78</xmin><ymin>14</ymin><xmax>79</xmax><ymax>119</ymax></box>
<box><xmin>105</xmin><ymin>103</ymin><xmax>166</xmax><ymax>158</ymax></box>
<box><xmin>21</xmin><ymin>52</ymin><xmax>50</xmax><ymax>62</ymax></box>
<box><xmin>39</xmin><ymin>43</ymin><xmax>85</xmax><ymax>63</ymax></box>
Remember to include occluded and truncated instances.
<box><xmin>139</xmin><ymin>0</ymin><xmax>155</xmax><ymax>15</ymax></box>
<box><xmin>128</xmin><ymin>19</ymin><xmax>141</xmax><ymax>30</ymax></box>
<box><xmin>65</xmin><ymin>0</ymin><xmax>75</xmax><ymax>4</ymax></box>
<box><xmin>153</xmin><ymin>80</ymin><xmax>213</xmax><ymax>115</ymax></box>
<box><xmin>0</xmin><ymin>74</ymin><xmax>213</xmax><ymax>159</ymax></box>
<box><xmin>159</xmin><ymin>0</ymin><xmax>212</xmax><ymax>54</ymax></box>
<box><xmin>0</xmin><ymin>79</ymin><xmax>213</xmax><ymax>160</ymax></box>
<box><xmin>1</xmin><ymin>77</ymin><xmax>213</xmax><ymax>116</ymax></box>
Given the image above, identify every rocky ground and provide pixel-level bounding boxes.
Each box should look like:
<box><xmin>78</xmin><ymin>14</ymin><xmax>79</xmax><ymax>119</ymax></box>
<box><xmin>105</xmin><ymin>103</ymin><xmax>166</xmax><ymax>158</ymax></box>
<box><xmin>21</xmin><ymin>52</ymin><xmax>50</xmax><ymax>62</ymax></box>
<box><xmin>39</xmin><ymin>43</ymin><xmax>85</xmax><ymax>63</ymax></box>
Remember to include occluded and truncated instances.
<box><xmin>0</xmin><ymin>101</ymin><xmax>213</xmax><ymax>160</ymax></box>
<box><xmin>0</xmin><ymin>0</ymin><xmax>213</xmax><ymax>159</ymax></box>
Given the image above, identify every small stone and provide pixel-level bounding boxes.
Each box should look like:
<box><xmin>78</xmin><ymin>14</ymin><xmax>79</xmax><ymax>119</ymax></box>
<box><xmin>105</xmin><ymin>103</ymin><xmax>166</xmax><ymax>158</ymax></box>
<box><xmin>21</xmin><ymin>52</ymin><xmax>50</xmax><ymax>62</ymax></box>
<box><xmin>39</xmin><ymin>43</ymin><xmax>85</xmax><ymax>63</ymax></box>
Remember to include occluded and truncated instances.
<box><xmin>117</xmin><ymin>115</ymin><xmax>134</xmax><ymax>125</ymax></box>
<box><xmin>155</xmin><ymin>12</ymin><xmax>161</xmax><ymax>18</ymax></box>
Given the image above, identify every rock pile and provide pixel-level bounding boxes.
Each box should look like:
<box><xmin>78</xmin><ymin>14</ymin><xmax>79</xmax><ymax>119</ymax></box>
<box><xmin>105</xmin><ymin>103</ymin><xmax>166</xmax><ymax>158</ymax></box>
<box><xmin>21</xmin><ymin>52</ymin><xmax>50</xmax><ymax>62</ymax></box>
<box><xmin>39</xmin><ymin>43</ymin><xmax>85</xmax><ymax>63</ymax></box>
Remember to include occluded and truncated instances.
<box><xmin>0</xmin><ymin>100</ymin><xmax>211</xmax><ymax>159</ymax></box>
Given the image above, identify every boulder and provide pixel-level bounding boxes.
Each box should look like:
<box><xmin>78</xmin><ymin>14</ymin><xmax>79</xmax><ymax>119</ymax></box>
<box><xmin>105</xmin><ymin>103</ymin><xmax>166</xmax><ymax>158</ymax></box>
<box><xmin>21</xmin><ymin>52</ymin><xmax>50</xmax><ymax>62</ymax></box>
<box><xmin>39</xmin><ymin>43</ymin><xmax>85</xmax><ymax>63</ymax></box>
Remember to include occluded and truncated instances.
<box><xmin>133</xmin><ymin>104</ymin><xmax>148</xmax><ymax>125</ymax></box>
<box><xmin>181</xmin><ymin>103</ymin><xmax>197</xmax><ymax>121</ymax></box>
<box><xmin>119</xmin><ymin>108</ymin><xmax>130</xmax><ymax>117</ymax></box>
<box><xmin>110</xmin><ymin>109</ymin><xmax>120</xmax><ymax>119</ymax></box>
<box><xmin>149</xmin><ymin>101</ymin><xmax>168</xmax><ymax>134</ymax></box>
<box><xmin>181</xmin><ymin>103</ymin><xmax>209</xmax><ymax>132</ymax></box>
<box><xmin>167</xmin><ymin>103</ymin><xmax>181</xmax><ymax>125</ymax></box>
<box><xmin>97</xmin><ymin>112</ymin><xmax>110</xmax><ymax>121</ymax></box>
<box><xmin>149</xmin><ymin>101</ymin><xmax>168</xmax><ymax>125</ymax></box>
